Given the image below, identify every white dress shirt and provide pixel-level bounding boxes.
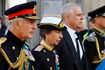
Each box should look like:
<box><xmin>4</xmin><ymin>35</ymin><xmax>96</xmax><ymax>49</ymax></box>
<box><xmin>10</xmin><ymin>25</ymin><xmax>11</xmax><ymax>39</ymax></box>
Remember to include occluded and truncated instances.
<box><xmin>64</xmin><ymin>24</ymin><xmax>83</xmax><ymax>59</ymax></box>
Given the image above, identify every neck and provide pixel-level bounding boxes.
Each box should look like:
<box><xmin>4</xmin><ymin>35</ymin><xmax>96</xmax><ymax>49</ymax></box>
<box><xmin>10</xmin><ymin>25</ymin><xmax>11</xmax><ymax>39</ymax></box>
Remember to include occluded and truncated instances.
<box><xmin>10</xmin><ymin>27</ymin><xmax>25</xmax><ymax>41</ymax></box>
<box><xmin>65</xmin><ymin>23</ymin><xmax>75</xmax><ymax>31</ymax></box>
<box><xmin>95</xmin><ymin>25</ymin><xmax>105</xmax><ymax>32</ymax></box>
<box><xmin>45</xmin><ymin>38</ymin><xmax>53</xmax><ymax>47</ymax></box>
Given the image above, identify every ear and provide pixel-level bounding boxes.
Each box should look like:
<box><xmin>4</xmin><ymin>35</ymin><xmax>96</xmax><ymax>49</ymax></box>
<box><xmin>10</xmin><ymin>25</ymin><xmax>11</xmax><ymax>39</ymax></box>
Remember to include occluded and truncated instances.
<box><xmin>64</xmin><ymin>13</ymin><xmax>69</xmax><ymax>19</ymax></box>
<box><xmin>13</xmin><ymin>18</ymin><xmax>21</xmax><ymax>27</ymax></box>
<box><xmin>94</xmin><ymin>18</ymin><xmax>97</xmax><ymax>23</ymax></box>
<box><xmin>45</xmin><ymin>33</ymin><xmax>48</xmax><ymax>39</ymax></box>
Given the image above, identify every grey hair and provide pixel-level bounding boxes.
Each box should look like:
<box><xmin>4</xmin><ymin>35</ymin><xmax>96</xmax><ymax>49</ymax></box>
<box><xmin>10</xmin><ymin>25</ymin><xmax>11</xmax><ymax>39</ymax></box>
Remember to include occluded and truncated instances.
<box><xmin>7</xmin><ymin>19</ymin><xmax>14</xmax><ymax>29</ymax></box>
<box><xmin>8</xmin><ymin>18</ymin><xmax>23</xmax><ymax>29</ymax></box>
<box><xmin>62</xmin><ymin>3</ymin><xmax>80</xmax><ymax>16</ymax></box>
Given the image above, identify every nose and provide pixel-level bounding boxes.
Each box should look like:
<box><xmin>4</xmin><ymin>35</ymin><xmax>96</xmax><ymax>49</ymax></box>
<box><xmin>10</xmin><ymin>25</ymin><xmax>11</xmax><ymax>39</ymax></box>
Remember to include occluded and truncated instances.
<box><xmin>80</xmin><ymin>15</ymin><xmax>84</xmax><ymax>20</ymax></box>
<box><xmin>59</xmin><ymin>32</ymin><xmax>63</xmax><ymax>39</ymax></box>
<box><xmin>32</xmin><ymin>22</ymin><xmax>37</xmax><ymax>30</ymax></box>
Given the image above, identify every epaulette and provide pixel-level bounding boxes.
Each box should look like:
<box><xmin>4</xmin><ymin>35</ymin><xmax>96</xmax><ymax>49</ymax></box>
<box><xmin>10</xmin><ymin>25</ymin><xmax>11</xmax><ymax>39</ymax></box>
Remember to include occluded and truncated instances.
<box><xmin>34</xmin><ymin>45</ymin><xmax>44</xmax><ymax>51</ymax></box>
<box><xmin>0</xmin><ymin>37</ymin><xmax>7</xmax><ymax>47</ymax></box>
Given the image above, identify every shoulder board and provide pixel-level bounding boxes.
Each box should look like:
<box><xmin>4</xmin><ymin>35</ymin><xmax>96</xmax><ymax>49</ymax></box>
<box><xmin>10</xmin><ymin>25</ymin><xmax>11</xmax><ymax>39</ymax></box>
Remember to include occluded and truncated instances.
<box><xmin>34</xmin><ymin>45</ymin><xmax>44</xmax><ymax>51</ymax></box>
<box><xmin>0</xmin><ymin>37</ymin><xmax>7</xmax><ymax>47</ymax></box>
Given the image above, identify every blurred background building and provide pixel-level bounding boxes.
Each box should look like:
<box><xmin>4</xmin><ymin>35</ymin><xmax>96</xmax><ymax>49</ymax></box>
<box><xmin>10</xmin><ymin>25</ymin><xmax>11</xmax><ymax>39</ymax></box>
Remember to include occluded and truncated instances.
<box><xmin>0</xmin><ymin>0</ymin><xmax>105</xmax><ymax>49</ymax></box>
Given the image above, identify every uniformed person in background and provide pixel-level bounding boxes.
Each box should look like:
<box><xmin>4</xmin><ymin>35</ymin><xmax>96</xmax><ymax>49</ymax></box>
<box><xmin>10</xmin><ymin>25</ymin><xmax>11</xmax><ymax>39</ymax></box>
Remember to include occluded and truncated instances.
<box><xmin>0</xmin><ymin>16</ymin><xmax>9</xmax><ymax>37</ymax></box>
<box><xmin>31</xmin><ymin>17</ymin><xmax>65</xmax><ymax>70</ymax></box>
<box><xmin>0</xmin><ymin>1</ymin><xmax>40</xmax><ymax>70</ymax></box>
<box><xmin>0</xmin><ymin>16</ymin><xmax>7</xmax><ymax>37</ymax></box>
<box><xmin>83</xmin><ymin>5</ymin><xmax>105</xmax><ymax>70</ymax></box>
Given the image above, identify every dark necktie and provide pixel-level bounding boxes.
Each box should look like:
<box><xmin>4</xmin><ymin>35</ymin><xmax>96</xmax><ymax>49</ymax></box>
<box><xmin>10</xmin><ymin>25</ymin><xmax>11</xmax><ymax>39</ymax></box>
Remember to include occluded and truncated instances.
<box><xmin>75</xmin><ymin>36</ymin><xmax>80</xmax><ymax>60</ymax></box>
<box><xmin>75</xmin><ymin>32</ymin><xmax>83</xmax><ymax>60</ymax></box>
<box><xmin>75</xmin><ymin>32</ymin><xmax>84</xmax><ymax>51</ymax></box>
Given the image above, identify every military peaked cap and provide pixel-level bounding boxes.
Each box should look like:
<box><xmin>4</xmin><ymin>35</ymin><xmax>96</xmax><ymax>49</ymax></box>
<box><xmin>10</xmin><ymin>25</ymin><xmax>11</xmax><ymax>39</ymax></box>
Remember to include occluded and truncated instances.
<box><xmin>88</xmin><ymin>5</ymin><xmax>105</xmax><ymax>21</ymax></box>
<box><xmin>38</xmin><ymin>17</ymin><xmax>65</xmax><ymax>31</ymax></box>
<box><xmin>5</xmin><ymin>1</ymin><xmax>40</xmax><ymax>20</ymax></box>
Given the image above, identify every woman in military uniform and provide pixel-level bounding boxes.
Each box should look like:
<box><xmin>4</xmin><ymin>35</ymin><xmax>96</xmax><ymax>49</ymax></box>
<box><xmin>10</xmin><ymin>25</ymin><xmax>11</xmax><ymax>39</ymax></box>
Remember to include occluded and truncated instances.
<box><xmin>32</xmin><ymin>17</ymin><xmax>65</xmax><ymax>70</ymax></box>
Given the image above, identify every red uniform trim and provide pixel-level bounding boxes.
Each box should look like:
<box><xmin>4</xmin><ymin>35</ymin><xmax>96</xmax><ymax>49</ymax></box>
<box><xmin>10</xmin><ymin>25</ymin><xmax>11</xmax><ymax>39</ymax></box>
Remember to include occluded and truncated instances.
<box><xmin>8</xmin><ymin>9</ymin><xmax>35</xmax><ymax>19</ymax></box>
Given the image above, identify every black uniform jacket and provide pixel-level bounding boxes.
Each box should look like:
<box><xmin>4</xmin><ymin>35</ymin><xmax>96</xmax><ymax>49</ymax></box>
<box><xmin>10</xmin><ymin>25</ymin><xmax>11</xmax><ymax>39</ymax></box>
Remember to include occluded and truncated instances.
<box><xmin>0</xmin><ymin>31</ymin><xmax>30</xmax><ymax>70</ymax></box>
<box><xmin>32</xmin><ymin>40</ymin><xmax>59</xmax><ymax>70</ymax></box>
<box><xmin>56</xmin><ymin>29</ymin><xmax>89</xmax><ymax>70</ymax></box>
<box><xmin>84</xmin><ymin>28</ymin><xmax>105</xmax><ymax>70</ymax></box>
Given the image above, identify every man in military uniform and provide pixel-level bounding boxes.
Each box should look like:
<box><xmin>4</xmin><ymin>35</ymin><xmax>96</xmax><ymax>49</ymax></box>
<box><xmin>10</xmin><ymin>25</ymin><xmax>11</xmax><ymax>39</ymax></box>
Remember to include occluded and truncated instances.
<box><xmin>0</xmin><ymin>1</ymin><xmax>40</xmax><ymax>70</ymax></box>
<box><xmin>83</xmin><ymin>5</ymin><xmax>105</xmax><ymax>70</ymax></box>
<box><xmin>31</xmin><ymin>17</ymin><xmax>65</xmax><ymax>70</ymax></box>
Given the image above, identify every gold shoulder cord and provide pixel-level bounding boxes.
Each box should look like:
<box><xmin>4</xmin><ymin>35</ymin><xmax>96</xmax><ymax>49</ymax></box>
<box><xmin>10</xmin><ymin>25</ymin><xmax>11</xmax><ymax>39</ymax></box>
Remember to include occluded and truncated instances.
<box><xmin>92</xmin><ymin>37</ymin><xmax>105</xmax><ymax>64</ymax></box>
<box><xmin>82</xmin><ymin>31</ymin><xmax>105</xmax><ymax>64</ymax></box>
<box><xmin>0</xmin><ymin>37</ymin><xmax>28</xmax><ymax>70</ymax></box>
<box><xmin>0</xmin><ymin>37</ymin><xmax>7</xmax><ymax>46</ymax></box>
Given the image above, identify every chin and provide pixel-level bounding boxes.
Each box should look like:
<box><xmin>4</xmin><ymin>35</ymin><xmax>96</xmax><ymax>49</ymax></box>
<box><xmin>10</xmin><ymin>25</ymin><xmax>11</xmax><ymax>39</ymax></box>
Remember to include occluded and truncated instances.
<box><xmin>55</xmin><ymin>42</ymin><xmax>59</xmax><ymax>46</ymax></box>
<box><xmin>28</xmin><ymin>35</ymin><xmax>33</xmax><ymax>39</ymax></box>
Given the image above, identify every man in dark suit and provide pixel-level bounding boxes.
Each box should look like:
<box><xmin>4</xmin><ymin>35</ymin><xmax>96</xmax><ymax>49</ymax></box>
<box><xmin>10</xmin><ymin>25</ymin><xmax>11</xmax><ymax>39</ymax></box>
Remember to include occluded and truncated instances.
<box><xmin>83</xmin><ymin>5</ymin><xmax>105</xmax><ymax>70</ymax></box>
<box><xmin>0</xmin><ymin>1</ymin><xmax>40</xmax><ymax>70</ymax></box>
<box><xmin>56</xmin><ymin>3</ymin><xmax>89</xmax><ymax>70</ymax></box>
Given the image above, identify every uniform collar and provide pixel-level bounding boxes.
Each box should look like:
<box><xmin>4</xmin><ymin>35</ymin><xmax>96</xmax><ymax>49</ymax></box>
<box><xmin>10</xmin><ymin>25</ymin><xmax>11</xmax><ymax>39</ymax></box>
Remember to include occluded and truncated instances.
<box><xmin>95</xmin><ymin>27</ymin><xmax>104</xmax><ymax>33</ymax></box>
<box><xmin>40</xmin><ymin>39</ymin><xmax>54</xmax><ymax>51</ymax></box>
<box><xmin>5</xmin><ymin>30</ymin><xmax>25</xmax><ymax>48</ymax></box>
<box><xmin>93</xmin><ymin>27</ymin><xmax>105</xmax><ymax>37</ymax></box>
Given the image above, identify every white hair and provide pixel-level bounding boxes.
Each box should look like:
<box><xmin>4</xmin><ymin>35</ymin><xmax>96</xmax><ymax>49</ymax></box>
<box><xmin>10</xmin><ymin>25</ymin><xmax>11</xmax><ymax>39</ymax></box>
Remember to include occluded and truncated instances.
<box><xmin>8</xmin><ymin>18</ymin><xmax>23</xmax><ymax>30</ymax></box>
<box><xmin>7</xmin><ymin>19</ymin><xmax>14</xmax><ymax>29</ymax></box>
<box><xmin>62</xmin><ymin>3</ymin><xmax>80</xmax><ymax>16</ymax></box>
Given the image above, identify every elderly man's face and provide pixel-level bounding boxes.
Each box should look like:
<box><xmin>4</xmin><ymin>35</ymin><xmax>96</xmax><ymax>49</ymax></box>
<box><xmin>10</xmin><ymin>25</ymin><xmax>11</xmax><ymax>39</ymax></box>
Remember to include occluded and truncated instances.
<box><xmin>67</xmin><ymin>7</ymin><xmax>83</xmax><ymax>31</ymax></box>
<box><xmin>18</xmin><ymin>18</ymin><xmax>37</xmax><ymax>40</ymax></box>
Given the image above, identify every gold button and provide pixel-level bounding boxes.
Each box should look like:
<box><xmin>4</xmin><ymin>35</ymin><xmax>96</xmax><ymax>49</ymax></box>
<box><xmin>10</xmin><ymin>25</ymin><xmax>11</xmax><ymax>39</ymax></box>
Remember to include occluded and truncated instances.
<box><xmin>46</xmin><ymin>58</ymin><xmax>50</xmax><ymax>62</ymax></box>
<box><xmin>58</xmin><ymin>67</ymin><xmax>60</xmax><ymax>69</ymax></box>
<box><xmin>12</xmin><ymin>46</ymin><xmax>16</xmax><ymax>50</ymax></box>
<box><xmin>43</xmin><ymin>50</ymin><xmax>46</xmax><ymax>53</ymax></box>
<box><xmin>17</xmin><ymin>57</ymin><xmax>18</xmax><ymax>60</ymax></box>
<box><xmin>50</xmin><ymin>67</ymin><xmax>53</xmax><ymax>70</ymax></box>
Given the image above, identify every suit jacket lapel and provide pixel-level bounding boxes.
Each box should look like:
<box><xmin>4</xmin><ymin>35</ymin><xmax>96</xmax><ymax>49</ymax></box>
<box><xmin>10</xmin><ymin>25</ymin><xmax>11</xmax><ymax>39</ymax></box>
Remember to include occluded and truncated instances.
<box><xmin>63</xmin><ymin>30</ymin><xmax>80</xmax><ymax>61</ymax></box>
<box><xmin>62</xmin><ymin>30</ymin><xmax>82</xmax><ymax>70</ymax></box>
<box><xmin>62</xmin><ymin>30</ymin><xmax>77</xmax><ymax>56</ymax></box>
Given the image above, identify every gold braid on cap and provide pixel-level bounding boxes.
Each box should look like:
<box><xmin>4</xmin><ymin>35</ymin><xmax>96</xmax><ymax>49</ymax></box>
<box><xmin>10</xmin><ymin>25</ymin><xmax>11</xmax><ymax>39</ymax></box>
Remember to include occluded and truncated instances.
<box><xmin>59</xmin><ymin>23</ymin><xmax>64</xmax><ymax>28</ymax></box>
<box><xmin>33</xmin><ymin>5</ymin><xmax>37</xmax><ymax>14</ymax></box>
<box><xmin>58</xmin><ymin>21</ymin><xmax>64</xmax><ymax>28</ymax></box>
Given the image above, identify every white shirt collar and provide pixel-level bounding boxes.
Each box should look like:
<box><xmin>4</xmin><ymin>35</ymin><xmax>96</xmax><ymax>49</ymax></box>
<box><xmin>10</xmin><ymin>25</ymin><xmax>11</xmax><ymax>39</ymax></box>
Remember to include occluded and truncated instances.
<box><xmin>64</xmin><ymin>24</ymin><xmax>77</xmax><ymax>37</ymax></box>
<box><xmin>64</xmin><ymin>24</ymin><xmax>83</xmax><ymax>59</ymax></box>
